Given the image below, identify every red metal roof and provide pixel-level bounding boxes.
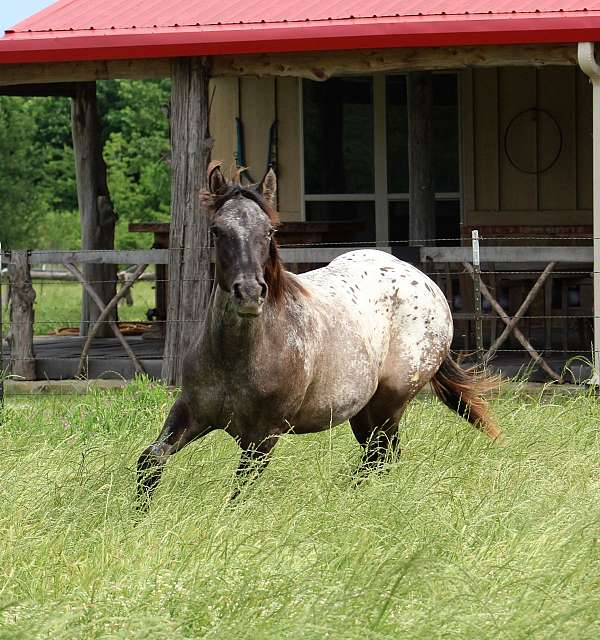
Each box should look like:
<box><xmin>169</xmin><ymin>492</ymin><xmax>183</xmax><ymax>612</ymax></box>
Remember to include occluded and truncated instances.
<box><xmin>2</xmin><ymin>1</ymin><xmax>600</xmax><ymax>64</ymax></box>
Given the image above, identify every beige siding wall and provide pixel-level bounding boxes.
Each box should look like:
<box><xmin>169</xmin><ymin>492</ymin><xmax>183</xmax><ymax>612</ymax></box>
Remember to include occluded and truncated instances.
<box><xmin>212</xmin><ymin>68</ymin><xmax>588</xmax><ymax>232</ymax></box>
<box><xmin>209</xmin><ymin>77</ymin><xmax>302</xmax><ymax>221</ymax></box>
<box><xmin>462</xmin><ymin>66</ymin><xmax>592</xmax><ymax>226</ymax></box>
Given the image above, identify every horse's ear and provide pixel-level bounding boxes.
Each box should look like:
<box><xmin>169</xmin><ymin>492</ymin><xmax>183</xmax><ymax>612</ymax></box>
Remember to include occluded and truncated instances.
<box><xmin>258</xmin><ymin>167</ymin><xmax>277</xmax><ymax>209</ymax></box>
<box><xmin>208</xmin><ymin>161</ymin><xmax>227</xmax><ymax>195</ymax></box>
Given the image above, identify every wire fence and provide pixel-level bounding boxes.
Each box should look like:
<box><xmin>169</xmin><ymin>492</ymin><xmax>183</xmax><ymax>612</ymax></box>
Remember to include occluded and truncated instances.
<box><xmin>1</xmin><ymin>230</ymin><xmax>599</xmax><ymax>399</ymax></box>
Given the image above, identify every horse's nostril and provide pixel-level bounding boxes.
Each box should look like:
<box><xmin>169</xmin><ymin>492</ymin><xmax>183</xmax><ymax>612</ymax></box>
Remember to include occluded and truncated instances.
<box><xmin>259</xmin><ymin>282</ymin><xmax>267</xmax><ymax>299</ymax></box>
<box><xmin>233</xmin><ymin>282</ymin><xmax>242</xmax><ymax>299</ymax></box>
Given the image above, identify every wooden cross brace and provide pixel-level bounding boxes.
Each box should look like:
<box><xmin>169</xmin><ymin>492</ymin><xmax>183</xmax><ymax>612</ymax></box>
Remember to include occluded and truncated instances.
<box><xmin>63</xmin><ymin>262</ymin><xmax>148</xmax><ymax>378</ymax></box>
<box><xmin>462</xmin><ymin>261</ymin><xmax>561</xmax><ymax>382</ymax></box>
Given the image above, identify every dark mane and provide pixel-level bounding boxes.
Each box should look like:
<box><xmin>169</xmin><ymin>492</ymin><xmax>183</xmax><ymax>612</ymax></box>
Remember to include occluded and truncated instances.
<box><xmin>202</xmin><ymin>183</ymin><xmax>308</xmax><ymax>306</ymax></box>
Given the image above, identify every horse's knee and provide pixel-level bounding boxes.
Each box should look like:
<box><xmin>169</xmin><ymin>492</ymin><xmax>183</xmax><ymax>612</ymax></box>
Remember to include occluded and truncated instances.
<box><xmin>136</xmin><ymin>442</ymin><xmax>171</xmax><ymax>505</ymax></box>
<box><xmin>137</xmin><ymin>443</ymin><xmax>168</xmax><ymax>470</ymax></box>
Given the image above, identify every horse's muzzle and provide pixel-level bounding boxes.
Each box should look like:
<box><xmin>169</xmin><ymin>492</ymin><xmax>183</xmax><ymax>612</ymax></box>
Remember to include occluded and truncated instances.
<box><xmin>232</xmin><ymin>278</ymin><xmax>267</xmax><ymax>317</ymax></box>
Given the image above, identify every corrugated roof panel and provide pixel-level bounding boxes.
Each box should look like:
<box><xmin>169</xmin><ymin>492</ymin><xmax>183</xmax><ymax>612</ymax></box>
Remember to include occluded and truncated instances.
<box><xmin>3</xmin><ymin>0</ymin><xmax>600</xmax><ymax>65</ymax></box>
<box><xmin>9</xmin><ymin>0</ymin><xmax>600</xmax><ymax>32</ymax></box>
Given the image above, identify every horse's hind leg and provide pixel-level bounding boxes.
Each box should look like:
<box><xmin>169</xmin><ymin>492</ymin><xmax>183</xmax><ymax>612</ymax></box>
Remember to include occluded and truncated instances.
<box><xmin>137</xmin><ymin>398</ymin><xmax>212</xmax><ymax>507</ymax></box>
<box><xmin>350</xmin><ymin>406</ymin><xmax>401</xmax><ymax>478</ymax></box>
<box><xmin>230</xmin><ymin>435</ymin><xmax>279</xmax><ymax>501</ymax></box>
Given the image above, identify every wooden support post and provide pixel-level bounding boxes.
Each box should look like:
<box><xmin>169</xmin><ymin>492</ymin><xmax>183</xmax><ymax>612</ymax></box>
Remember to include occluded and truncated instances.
<box><xmin>162</xmin><ymin>57</ymin><xmax>214</xmax><ymax>386</ymax></box>
<box><xmin>408</xmin><ymin>71</ymin><xmax>435</xmax><ymax>245</ymax></box>
<box><xmin>71</xmin><ymin>82</ymin><xmax>117</xmax><ymax>338</ymax></box>
<box><xmin>6</xmin><ymin>251</ymin><xmax>36</xmax><ymax>380</ymax></box>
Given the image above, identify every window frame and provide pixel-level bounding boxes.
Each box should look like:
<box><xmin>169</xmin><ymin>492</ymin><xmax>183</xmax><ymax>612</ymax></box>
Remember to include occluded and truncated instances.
<box><xmin>298</xmin><ymin>72</ymin><xmax>462</xmax><ymax>243</ymax></box>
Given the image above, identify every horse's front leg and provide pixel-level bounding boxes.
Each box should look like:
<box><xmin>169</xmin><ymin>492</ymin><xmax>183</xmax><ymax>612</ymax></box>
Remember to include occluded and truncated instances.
<box><xmin>137</xmin><ymin>398</ymin><xmax>213</xmax><ymax>508</ymax></box>
<box><xmin>229</xmin><ymin>434</ymin><xmax>279</xmax><ymax>500</ymax></box>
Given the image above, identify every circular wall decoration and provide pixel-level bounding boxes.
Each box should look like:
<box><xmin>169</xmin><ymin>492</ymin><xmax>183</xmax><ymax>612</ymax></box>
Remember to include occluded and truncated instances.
<box><xmin>503</xmin><ymin>107</ymin><xmax>563</xmax><ymax>175</ymax></box>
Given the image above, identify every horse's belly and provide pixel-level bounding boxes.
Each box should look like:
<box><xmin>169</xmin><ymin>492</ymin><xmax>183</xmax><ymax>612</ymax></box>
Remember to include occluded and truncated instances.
<box><xmin>289</xmin><ymin>351</ymin><xmax>380</xmax><ymax>433</ymax></box>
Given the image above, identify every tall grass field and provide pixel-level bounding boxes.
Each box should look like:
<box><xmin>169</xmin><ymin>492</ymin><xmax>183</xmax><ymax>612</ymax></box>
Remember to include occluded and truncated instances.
<box><xmin>2</xmin><ymin>380</ymin><xmax>600</xmax><ymax>639</ymax></box>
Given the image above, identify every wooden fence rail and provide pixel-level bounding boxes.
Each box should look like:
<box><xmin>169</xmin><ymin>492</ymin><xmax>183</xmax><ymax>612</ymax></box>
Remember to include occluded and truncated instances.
<box><xmin>1</xmin><ymin>246</ymin><xmax>595</xmax><ymax>383</ymax></box>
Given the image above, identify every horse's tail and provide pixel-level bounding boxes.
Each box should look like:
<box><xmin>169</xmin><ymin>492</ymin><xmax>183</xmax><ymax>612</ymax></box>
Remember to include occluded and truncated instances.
<box><xmin>430</xmin><ymin>356</ymin><xmax>502</xmax><ymax>441</ymax></box>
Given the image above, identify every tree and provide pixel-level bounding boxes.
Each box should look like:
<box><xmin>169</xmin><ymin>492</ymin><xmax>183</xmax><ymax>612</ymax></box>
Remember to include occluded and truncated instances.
<box><xmin>0</xmin><ymin>97</ymin><xmax>42</xmax><ymax>248</ymax></box>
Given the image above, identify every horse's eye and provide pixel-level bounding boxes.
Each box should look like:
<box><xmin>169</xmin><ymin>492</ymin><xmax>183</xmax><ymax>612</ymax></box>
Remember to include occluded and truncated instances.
<box><xmin>210</xmin><ymin>226</ymin><xmax>219</xmax><ymax>238</ymax></box>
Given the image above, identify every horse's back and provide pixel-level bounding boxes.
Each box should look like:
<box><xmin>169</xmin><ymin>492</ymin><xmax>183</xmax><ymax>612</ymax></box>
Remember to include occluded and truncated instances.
<box><xmin>299</xmin><ymin>249</ymin><xmax>453</xmax><ymax>400</ymax></box>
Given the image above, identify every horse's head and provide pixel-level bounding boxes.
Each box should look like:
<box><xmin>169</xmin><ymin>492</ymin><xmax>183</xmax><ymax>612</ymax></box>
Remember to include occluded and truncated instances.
<box><xmin>207</xmin><ymin>163</ymin><xmax>279</xmax><ymax>317</ymax></box>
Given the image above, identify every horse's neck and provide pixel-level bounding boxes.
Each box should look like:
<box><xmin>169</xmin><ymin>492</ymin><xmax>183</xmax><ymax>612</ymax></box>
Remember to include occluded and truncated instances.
<box><xmin>206</xmin><ymin>286</ymin><xmax>269</xmax><ymax>356</ymax></box>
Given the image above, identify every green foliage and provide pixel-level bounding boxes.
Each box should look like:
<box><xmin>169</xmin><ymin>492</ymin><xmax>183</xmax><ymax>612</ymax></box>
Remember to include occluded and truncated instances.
<box><xmin>0</xmin><ymin>97</ymin><xmax>43</xmax><ymax>248</ymax></box>
<box><xmin>1</xmin><ymin>384</ymin><xmax>600</xmax><ymax>638</ymax></box>
<box><xmin>100</xmin><ymin>80</ymin><xmax>171</xmax><ymax>249</ymax></box>
<box><xmin>0</xmin><ymin>80</ymin><xmax>171</xmax><ymax>250</ymax></box>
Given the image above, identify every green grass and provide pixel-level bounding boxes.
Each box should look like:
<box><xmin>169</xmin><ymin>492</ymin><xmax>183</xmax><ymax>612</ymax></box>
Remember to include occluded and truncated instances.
<box><xmin>2</xmin><ymin>380</ymin><xmax>600</xmax><ymax>639</ymax></box>
<box><xmin>2</xmin><ymin>280</ymin><xmax>157</xmax><ymax>336</ymax></box>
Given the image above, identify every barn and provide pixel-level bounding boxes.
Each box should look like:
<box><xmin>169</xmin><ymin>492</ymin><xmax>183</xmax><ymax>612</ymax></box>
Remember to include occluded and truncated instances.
<box><xmin>2</xmin><ymin>1</ymin><xmax>600</xmax><ymax>383</ymax></box>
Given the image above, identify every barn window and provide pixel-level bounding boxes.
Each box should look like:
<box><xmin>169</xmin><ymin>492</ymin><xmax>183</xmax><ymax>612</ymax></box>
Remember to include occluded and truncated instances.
<box><xmin>301</xmin><ymin>73</ymin><xmax>460</xmax><ymax>245</ymax></box>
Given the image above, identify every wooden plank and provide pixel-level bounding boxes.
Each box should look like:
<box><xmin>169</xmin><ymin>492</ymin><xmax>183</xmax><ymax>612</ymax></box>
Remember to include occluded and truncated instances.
<box><xmin>538</xmin><ymin>67</ymin><xmax>577</xmax><ymax>210</ymax></box>
<box><xmin>209</xmin><ymin>77</ymin><xmax>238</xmax><ymax>171</ymax></box>
<box><xmin>2</xmin><ymin>335</ymin><xmax>165</xmax><ymax>382</ymax></box>
<box><xmin>467</xmin><ymin>210</ymin><xmax>592</xmax><ymax>225</ymax></box>
<box><xmin>240</xmin><ymin>77</ymin><xmax>275</xmax><ymax>182</ymax></box>
<box><xmin>276</xmin><ymin>77</ymin><xmax>301</xmax><ymax>221</ymax></box>
<box><xmin>0</xmin><ymin>58</ymin><xmax>171</xmax><ymax>86</ymax></box>
<box><xmin>499</xmin><ymin>67</ymin><xmax>538</xmax><ymax>211</ymax></box>
<box><xmin>25</xmin><ymin>249</ymin><xmax>169</xmax><ymax>265</ymax></box>
<box><xmin>16</xmin><ymin>245</ymin><xmax>598</xmax><ymax>267</ymax></box>
<box><xmin>0</xmin><ymin>45</ymin><xmax>578</xmax><ymax>88</ymax></box>
<box><xmin>214</xmin><ymin>45</ymin><xmax>578</xmax><ymax>80</ymax></box>
<box><xmin>576</xmin><ymin>68</ymin><xmax>593</xmax><ymax>211</ymax></box>
<box><xmin>472</xmin><ymin>68</ymin><xmax>499</xmax><ymax>212</ymax></box>
<box><xmin>421</xmin><ymin>245</ymin><xmax>593</xmax><ymax>263</ymax></box>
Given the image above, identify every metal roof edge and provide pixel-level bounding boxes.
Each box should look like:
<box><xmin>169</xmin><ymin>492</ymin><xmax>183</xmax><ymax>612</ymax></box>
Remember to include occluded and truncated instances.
<box><xmin>0</xmin><ymin>14</ymin><xmax>598</xmax><ymax>65</ymax></box>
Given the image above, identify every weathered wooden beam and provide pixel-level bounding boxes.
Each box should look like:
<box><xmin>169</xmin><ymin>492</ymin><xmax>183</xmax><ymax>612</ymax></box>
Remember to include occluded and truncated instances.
<box><xmin>6</xmin><ymin>251</ymin><xmax>36</xmax><ymax>380</ymax></box>
<box><xmin>0</xmin><ymin>44</ymin><xmax>578</xmax><ymax>87</ymax></box>
<box><xmin>463</xmin><ymin>262</ymin><xmax>562</xmax><ymax>382</ymax></box>
<box><xmin>485</xmin><ymin>262</ymin><xmax>556</xmax><ymax>360</ymax></box>
<box><xmin>63</xmin><ymin>263</ymin><xmax>145</xmax><ymax>378</ymax></box>
<box><xmin>420</xmin><ymin>246</ymin><xmax>594</xmax><ymax>263</ymax></box>
<box><xmin>408</xmin><ymin>71</ymin><xmax>435</xmax><ymax>245</ymax></box>
<box><xmin>162</xmin><ymin>57</ymin><xmax>214</xmax><ymax>386</ymax></box>
<box><xmin>216</xmin><ymin>44</ymin><xmax>579</xmax><ymax>80</ymax></box>
<box><xmin>71</xmin><ymin>82</ymin><xmax>118</xmax><ymax>338</ymax></box>
<box><xmin>72</xmin><ymin>263</ymin><xmax>148</xmax><ymax>378</ymax></box>
<box><xmin>24</xmin><ymin>249</ymin><xmax>169</xmax><ymax>265</ymax></box>
<box><xmin>0</xmin><ymin>58</ymin><xmax>170</xmax><ymax>86</ymax></box>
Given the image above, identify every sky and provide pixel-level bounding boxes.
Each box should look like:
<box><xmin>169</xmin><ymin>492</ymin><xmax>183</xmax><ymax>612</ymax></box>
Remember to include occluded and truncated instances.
<box><xmin>1</xmin><ymin>0</ymin><xmax>54</xmax><ymax>34</ymax></box>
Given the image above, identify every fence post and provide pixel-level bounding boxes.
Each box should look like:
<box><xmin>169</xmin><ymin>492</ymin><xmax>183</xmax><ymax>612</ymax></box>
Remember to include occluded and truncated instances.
<box><xmin>7</xmin><ymin>250</ymin><xmax>36</xmax><ymax>380</ymax></box>
<box><xmin>471</xmin><ymin>230</ymin><xmax>484</xmax><ymax>362</ymax></box>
